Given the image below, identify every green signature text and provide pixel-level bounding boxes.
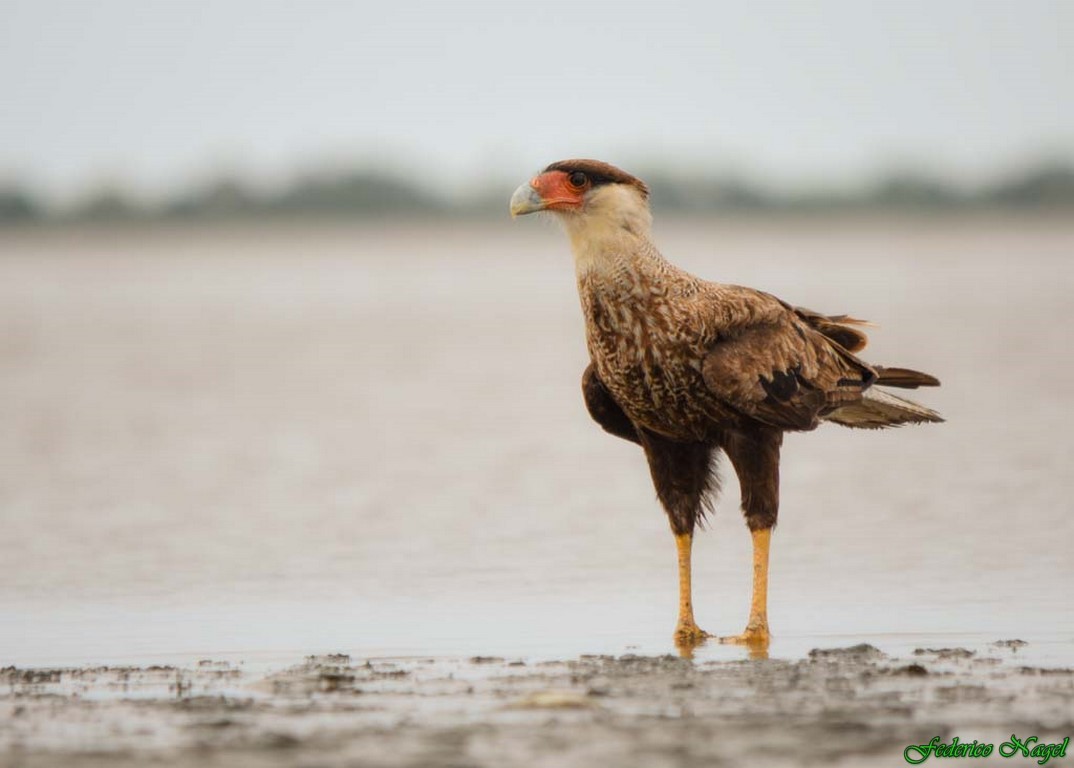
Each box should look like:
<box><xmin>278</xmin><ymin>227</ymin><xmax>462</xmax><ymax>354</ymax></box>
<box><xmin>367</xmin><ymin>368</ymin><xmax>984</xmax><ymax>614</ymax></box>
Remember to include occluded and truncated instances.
<box><xmin>904</xmin><ymin>735</ymin><xmax>1069</xmax><ymax>765</ymax></box>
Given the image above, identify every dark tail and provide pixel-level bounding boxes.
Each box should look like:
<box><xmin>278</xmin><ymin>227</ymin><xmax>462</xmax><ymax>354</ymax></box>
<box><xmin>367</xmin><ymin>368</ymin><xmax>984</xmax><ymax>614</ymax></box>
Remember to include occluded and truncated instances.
<box><xmin>873</xmin><ymin>366</ymin><xmax>940</xmax><ymax>389</ymax></box>
<box><xmin>825</xmin><ymin>364</ymin><xmax>943</xmax><ymax>429</ymax></box>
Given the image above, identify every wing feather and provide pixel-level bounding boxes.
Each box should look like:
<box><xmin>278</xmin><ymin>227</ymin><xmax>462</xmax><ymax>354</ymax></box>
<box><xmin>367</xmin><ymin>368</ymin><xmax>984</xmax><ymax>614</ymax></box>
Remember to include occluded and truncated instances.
<box><xmin>701</xmin><ymin>303</ymin><xmax>876</xmax><ymax>431</ymax></box>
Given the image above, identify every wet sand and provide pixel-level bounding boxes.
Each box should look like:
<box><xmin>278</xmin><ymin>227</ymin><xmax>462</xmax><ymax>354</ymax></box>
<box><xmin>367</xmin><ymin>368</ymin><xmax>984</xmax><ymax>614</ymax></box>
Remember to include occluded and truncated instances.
<box><xmin>3</xmin><ymin>640</ymin><xmax>1072</xmax><ymax>767</ymax></box>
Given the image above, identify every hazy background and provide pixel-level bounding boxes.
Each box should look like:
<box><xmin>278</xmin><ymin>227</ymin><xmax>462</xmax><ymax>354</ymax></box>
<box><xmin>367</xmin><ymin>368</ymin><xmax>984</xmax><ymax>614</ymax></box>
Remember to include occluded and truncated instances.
<box><xmin>0</xmin><ymin>0</ymin><xmax>1071</xmax><ymax>218</ymax></box>
<box><xmin>1</xmin><ymin>1</ymin><xmax>1072</xmax><ymax>667</ymax></box>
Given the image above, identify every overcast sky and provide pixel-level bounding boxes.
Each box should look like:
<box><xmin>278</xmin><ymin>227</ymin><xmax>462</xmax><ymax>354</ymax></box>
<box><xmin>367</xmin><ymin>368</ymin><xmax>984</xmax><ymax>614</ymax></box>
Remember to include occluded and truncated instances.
<box><xmin>2</xmin><ymin>0</ymin><xmax>1071</xmax><ymax>203</ymax></box>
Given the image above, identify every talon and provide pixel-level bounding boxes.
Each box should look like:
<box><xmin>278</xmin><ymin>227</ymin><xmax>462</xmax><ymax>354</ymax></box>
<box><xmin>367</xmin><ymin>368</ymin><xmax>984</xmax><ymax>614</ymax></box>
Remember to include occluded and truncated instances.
<box><xmin>674</xmin><ymin>622</ymin><xmax>710</xmax><ymax>642</ymax></box>
<box><xmin>674</xmin><ymin>622</ymin><xmax>711</xmax><ymax>658</ymax></box>
<box><xmin>718</xmin><ymin>627</ymin><xmax>770</xmax><ymax>647</ymax></box>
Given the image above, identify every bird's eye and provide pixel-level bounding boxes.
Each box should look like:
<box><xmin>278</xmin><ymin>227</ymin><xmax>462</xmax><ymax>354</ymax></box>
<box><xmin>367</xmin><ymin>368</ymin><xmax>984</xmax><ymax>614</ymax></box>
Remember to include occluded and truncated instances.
<box><xmin>568</xmin><ymin>172</ymin><xmax>588</xmax><ymax>188</ymax></box>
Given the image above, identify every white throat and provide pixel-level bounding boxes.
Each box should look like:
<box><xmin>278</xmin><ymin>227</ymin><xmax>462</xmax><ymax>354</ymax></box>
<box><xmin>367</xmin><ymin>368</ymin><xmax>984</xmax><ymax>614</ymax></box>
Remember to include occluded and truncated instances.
<box><xmin>559</xmin><ymin>184</ymin><xmax>654</xmax><ymax>277</ymax></box>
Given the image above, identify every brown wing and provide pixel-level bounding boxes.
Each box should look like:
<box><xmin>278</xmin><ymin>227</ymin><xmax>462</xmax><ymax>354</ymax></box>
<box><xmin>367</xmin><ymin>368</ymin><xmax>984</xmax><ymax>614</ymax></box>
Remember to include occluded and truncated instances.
<box><xmin>701</xmin><ymin>307</ymin><xmax>877</xmax><ymax>431</ymax></box>
<box><xmin>581</xmin><ymin>364</ymin><xmax>640</xmax><ymax>444</ymax></box>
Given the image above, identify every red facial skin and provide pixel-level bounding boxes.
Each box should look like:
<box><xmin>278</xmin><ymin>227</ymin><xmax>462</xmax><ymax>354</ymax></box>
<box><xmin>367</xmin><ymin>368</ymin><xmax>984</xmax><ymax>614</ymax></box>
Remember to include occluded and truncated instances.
<box><xmin>530</xmin><ymin>170</ymin><xmax>590</xmax><ymax>211</ymax></box>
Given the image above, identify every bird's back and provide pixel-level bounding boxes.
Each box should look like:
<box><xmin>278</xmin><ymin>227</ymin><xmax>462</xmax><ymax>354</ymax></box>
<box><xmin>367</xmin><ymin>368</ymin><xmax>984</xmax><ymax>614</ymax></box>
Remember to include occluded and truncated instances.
<box><xmin>579</xmin><ymin>258</ymin><xmax>940</xmax><ymax>438</ymax></box>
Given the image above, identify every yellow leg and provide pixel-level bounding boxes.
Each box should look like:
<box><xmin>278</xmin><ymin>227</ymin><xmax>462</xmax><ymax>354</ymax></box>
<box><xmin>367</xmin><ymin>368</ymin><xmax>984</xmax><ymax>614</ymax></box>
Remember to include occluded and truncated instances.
<box><xmin>720</xmin><ymin>527</ymin><xmax>771</xmax><ymax>647</ymax></box>
<box><xmin>673</xmin><ymin>532</ymin><xmax>709</xmax><ymax>644</ymax></box>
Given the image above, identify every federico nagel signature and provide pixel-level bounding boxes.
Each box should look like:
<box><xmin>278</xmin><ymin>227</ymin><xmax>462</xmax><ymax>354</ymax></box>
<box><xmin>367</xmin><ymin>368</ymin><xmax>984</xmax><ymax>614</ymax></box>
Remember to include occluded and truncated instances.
<box><xmin>904</xmin><ymin>735</ymin><xmax>1069</xmax><ymax>765</ymax></box>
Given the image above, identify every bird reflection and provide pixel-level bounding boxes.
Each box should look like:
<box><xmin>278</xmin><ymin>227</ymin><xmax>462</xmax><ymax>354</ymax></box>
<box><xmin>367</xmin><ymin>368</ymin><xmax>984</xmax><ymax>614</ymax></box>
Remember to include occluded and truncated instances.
<box><xmin>673</xmin><ymin>634</ymin><xmax>770</xmax><ymax>660</ymax></box>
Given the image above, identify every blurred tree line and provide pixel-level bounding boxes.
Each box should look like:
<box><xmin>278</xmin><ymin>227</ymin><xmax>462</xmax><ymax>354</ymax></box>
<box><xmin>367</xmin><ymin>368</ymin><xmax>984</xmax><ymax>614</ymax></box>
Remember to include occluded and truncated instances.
<box><xmin>2</xmin><ymin>163</ymin><xmax>1073</xmax><ymax>226</ymax></box>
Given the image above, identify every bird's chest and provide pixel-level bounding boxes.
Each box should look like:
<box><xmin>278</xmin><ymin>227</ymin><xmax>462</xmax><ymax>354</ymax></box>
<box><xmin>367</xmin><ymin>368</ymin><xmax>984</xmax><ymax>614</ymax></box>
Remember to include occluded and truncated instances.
<box><xmin>581</xmin><ymin>289</ymin><xmax>709</xmax><ymax>438</ymax></box>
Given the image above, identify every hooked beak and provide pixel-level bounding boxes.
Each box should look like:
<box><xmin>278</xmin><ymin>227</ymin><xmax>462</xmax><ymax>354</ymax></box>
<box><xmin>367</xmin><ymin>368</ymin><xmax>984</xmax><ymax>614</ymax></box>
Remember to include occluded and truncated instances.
<box><xmin>509</xmin><ymin>183</ymin><xmax>546</xmax><ymax>217</ymax></box>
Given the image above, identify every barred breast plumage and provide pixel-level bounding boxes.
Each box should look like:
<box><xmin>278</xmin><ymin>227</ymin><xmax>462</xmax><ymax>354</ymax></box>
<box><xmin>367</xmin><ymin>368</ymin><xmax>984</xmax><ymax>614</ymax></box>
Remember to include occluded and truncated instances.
<box><xmin>577</xmin><ymin>256</ymin><xmax>735</xmax><ymax>441</ymax></box>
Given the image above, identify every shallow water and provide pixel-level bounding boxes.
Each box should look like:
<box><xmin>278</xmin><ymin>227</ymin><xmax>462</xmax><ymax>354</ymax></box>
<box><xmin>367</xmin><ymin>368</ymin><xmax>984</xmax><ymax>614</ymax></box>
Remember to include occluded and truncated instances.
<box><xmin>1</xmin><ymin>217</ymin><xmax>1072</xmax><ymax>667</ymax></box>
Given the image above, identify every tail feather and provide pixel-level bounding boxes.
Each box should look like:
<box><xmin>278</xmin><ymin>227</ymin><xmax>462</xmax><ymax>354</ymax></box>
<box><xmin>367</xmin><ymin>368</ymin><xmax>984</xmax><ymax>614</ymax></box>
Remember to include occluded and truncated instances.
<box><xmin>874</xmin><ymin>366</ymin><xmax>941</xmax><ymax>389</ymax></box>
<box><xmin>825</xmin><ymin>388</ymin><xmax>944</xmax><ymax>429</ymax></box>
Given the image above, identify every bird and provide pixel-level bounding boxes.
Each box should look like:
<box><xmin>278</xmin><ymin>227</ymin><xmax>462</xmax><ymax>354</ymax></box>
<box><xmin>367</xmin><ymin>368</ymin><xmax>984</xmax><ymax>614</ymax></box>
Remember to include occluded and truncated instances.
<box><xmin>510</xmin><ymin>159</ymin><xmax>942</xmax><ymax>649</ymax></box>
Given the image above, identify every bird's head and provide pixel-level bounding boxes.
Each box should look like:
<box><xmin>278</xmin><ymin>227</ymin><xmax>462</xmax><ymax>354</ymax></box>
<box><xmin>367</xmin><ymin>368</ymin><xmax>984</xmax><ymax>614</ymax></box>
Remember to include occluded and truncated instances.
<box><xmin>510</xmin><ymin>159</ymin><xmax>652</xmax><ymax>240</ymax></box>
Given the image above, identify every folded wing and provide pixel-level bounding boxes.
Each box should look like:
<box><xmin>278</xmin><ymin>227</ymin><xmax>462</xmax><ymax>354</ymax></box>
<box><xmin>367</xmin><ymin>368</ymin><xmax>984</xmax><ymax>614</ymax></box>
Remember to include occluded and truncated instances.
<box><xmin>700</xmin><ymin>293</ymin><xmax>941</xmax><ymax>431</ymax></box>
<box><xmin>701</xmin><ymin>307</ymin><xmax>876</xmax><ymax>431</ymax></box>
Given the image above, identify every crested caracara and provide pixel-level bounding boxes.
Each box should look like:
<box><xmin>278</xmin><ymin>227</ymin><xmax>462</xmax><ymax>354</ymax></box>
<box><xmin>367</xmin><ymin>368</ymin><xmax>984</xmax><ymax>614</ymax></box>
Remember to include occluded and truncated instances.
<box><xmin>510</xmin><ymin>159</ymin><xmax>942</xmax><ymax>650</ymax></box>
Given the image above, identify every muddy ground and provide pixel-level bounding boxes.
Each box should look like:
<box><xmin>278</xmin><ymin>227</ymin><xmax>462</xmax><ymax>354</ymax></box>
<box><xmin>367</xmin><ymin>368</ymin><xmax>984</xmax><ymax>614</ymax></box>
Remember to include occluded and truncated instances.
<box><xmin>2</xmin><ymin>641</ymin><xmax>1072</xmax><ymax>768</ymax></box>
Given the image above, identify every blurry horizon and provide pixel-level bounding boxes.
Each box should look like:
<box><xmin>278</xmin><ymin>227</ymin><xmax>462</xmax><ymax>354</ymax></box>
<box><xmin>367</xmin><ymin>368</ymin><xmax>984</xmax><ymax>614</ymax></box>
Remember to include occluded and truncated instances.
<box><xmin>2</xmin><ymin>0</ymin><xmax>1071</xmax><ymax>209</ymax></box>
<box><xmin>4</xmin><ymin>158</ymin><xmax>1074</xmax><ymax>224</ymax></box>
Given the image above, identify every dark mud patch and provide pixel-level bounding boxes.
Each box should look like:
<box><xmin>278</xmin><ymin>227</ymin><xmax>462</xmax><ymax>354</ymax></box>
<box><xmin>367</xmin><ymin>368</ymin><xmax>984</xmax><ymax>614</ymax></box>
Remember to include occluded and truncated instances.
<box><xmin>808</xmin><ymin>643</ymin><xmax>886</xmax><ymax>660</ymax></box>
<box><xmin>993</xmin><ymin>639</ymin><xmax>1030</xmax><ymax>651</ymax></box>
<box><xmin>2</xmin><ymin>644</ymin><xmax>1073</xmax><ymax>768</ymax></box>
<box><xmin>913</xmin><ymin>647</ymin><xmax>976</xmax><ymax>660</ymax></box>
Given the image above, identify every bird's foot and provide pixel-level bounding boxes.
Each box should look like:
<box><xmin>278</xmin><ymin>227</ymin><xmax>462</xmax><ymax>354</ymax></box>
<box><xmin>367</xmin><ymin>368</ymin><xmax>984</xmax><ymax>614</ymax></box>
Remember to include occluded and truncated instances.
<box><xmin>673</xmin><ymin>621</ymin><xmax>711</xmax><ymax>644</ymax></box>
<box><xmin>718</xmin><ymin>624</ymin><xmax>770</xmax><ymax>648</ymax></box>
<box><xmin>673</xmin><ymin>621</ymin><xmax>711</xmax><ymax>658</ymax></box>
